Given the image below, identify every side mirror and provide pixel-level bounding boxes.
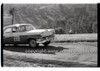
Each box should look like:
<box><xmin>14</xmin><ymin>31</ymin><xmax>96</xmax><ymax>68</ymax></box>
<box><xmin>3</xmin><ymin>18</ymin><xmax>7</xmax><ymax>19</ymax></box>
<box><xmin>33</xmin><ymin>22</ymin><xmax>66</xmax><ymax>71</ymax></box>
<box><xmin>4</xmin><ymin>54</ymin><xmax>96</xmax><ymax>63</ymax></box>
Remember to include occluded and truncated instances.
<box><xmin>12</xmin><ymin>30</ymin><xmax>16</xmax><ymax>33</ymax></box>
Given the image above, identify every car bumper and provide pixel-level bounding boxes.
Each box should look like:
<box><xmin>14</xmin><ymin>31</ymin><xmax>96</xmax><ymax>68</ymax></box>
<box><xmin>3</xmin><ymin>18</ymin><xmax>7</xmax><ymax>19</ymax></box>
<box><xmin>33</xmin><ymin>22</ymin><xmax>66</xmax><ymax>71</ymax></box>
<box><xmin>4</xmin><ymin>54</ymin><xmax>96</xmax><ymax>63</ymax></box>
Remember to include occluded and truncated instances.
<box><xmin>36</xmin><ymin>36</ymin><xmax>54</xmax><ymax>44</ymax></box>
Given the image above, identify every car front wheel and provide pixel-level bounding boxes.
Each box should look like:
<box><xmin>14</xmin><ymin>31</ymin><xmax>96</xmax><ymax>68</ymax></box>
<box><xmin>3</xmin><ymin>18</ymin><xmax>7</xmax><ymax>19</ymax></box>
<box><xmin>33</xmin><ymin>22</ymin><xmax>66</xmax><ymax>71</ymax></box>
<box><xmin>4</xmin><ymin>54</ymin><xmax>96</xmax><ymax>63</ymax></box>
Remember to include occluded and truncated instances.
<box><xmin>29</xmin><ymin>39</ymin><xmax>38</xmax><ymax>48</ymax></box>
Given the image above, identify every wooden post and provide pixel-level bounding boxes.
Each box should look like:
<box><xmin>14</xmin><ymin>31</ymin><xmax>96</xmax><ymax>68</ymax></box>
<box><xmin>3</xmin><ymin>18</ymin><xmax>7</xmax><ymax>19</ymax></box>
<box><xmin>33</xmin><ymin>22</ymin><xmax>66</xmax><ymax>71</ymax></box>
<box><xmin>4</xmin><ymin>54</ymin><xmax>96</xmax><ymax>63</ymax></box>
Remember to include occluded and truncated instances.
<box><xmin>10</xmin><ymin>8</ymin><xmax>15</xmax><ymax>25</ymax></box>
<box><xmin>12</xmin><ymin>8</ymin><xmax>15</xmax><ymax>25</ymax></box>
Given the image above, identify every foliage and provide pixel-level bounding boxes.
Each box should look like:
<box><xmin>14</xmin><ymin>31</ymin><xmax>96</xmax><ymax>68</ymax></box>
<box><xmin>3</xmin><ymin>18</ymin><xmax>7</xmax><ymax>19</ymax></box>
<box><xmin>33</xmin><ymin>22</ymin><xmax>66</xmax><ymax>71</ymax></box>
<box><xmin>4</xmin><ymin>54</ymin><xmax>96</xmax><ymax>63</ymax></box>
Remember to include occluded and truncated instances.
<box><xmin>3</xmin><ymin>4</ymin><xmax>97</xmax><ymax>34</ymax></box>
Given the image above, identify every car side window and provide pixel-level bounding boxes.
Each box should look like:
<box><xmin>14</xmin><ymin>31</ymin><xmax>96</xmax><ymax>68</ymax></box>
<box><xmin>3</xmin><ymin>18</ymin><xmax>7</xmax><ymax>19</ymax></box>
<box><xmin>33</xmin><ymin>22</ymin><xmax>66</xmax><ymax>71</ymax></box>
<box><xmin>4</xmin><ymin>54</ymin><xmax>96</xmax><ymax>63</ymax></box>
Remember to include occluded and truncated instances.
<box><xmin>19</xmin><ymin>26</ymin><xmax>26</xmax><ymax>32</ymax></box>
<box><xmin>26</xmin><ymin>25</ymin><xmax>34</xmax><ymax>31</ymax></box>
<box><xmin>4</xmin><ymin>27</ymin><xmax>12</xmax><ymax>33</ymax></box>
<box><xmin>12</xmin><ymin>27</ymin><xmax>18</xmax><ymax>33</ymax></box>
<box><xmin>19</xmin><ymin>25</ymin><xmax>35</xmax><ymax>32</ymax></box>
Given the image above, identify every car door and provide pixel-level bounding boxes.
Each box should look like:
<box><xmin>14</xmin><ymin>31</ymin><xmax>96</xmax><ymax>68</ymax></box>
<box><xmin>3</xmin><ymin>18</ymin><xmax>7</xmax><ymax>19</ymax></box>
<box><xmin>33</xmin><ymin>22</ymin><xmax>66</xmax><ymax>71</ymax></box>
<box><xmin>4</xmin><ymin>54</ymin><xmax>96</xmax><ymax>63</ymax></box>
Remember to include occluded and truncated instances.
<box><xmin>14</xmin><ymin>25</ymin><xmax>27</xmax><ymax>43</ymax></box>
<box><xmin>11</xmin><ymin>26</ymin><xmax>21</xmax><ymax>43</ymax></box>
<box><xmin>12</xmin><ymin>26</ymin><xmax>27</xmax><ymax>43</ymax></box>
<box><xmin>3</xmin><ymin>27</ymin><xmax>13</xmax><ymax>44</ymax></box>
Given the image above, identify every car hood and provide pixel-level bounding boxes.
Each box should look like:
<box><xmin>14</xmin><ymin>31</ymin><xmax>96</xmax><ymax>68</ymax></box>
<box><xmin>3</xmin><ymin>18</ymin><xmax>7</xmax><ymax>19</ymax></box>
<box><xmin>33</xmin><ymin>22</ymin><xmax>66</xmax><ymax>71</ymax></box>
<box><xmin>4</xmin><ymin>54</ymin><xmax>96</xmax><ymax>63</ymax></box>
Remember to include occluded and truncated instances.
<box><xmin>26</xmin><ymin>29</ymin><xmax>55</xmax><ymax>36</ymax></box>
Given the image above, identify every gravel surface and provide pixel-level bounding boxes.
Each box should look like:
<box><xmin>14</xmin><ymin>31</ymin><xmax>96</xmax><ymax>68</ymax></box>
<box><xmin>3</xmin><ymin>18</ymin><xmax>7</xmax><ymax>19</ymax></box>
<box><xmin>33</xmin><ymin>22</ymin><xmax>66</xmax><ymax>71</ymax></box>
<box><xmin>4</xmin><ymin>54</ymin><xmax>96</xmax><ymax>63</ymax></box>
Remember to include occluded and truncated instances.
<box><xmin>3</xmin><ymin>42</ymin><xmax>97</xmax><ymax>67</ymax></box>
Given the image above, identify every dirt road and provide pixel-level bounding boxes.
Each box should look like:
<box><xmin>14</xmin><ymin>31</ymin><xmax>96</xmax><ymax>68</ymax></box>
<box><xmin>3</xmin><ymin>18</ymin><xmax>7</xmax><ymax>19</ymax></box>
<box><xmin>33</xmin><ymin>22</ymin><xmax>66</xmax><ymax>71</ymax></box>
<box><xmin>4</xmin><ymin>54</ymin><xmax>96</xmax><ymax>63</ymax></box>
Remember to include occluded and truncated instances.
<box><xmin>3</xmin><ymin>42</ymin><xmax>97</xmax><ymax>67</ymax></box>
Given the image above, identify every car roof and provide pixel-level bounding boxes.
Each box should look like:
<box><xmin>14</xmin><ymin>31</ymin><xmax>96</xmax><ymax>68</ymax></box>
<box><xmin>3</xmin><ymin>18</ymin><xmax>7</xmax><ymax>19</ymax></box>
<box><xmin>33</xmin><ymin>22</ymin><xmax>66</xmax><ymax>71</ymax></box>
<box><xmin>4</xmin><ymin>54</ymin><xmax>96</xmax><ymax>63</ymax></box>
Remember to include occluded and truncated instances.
<box><xmin>4</xmin><ymin>24</ymin><xmax>32</xmax><ymax>29</ymax></box>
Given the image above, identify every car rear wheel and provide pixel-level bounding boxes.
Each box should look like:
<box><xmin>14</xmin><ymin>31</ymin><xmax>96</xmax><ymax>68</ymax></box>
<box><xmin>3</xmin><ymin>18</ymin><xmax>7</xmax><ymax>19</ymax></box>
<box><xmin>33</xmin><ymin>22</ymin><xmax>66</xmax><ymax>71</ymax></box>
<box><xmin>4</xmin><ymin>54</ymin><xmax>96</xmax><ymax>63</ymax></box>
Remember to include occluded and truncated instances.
<box><xmin>43</xmin><ymin>41</ymin><xmax>50</xmax><ymax>46</ymax></box>
<box><xmin>29</xmin><ymin>39</ymin><xmax>38</xmax><ymax>48</ymax></box>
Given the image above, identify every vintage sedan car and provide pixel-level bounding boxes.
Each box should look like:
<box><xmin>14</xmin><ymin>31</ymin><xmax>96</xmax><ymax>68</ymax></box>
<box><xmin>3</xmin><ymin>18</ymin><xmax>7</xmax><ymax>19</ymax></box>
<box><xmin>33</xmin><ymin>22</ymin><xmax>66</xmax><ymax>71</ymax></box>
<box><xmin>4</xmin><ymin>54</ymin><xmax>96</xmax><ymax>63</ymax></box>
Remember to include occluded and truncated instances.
<box><xmin>3</xmin><ymin>24</ymin><xmax>55</xmax><ymax>47</ymax></box>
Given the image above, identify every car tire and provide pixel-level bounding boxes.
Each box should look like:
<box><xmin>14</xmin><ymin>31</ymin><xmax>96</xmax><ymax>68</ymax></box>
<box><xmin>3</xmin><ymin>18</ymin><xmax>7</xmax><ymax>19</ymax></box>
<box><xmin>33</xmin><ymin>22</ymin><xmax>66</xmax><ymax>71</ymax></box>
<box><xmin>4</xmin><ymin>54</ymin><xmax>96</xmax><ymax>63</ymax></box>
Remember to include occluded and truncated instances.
<box><xmin>43</xmin><ymin>41</ymin><xmax>50</xmax><ymax>46</ymax></box>
<box><xmin>29</xmin><ymin>39</ymin><xmax>38</xmax><ymax>48</ymax></box>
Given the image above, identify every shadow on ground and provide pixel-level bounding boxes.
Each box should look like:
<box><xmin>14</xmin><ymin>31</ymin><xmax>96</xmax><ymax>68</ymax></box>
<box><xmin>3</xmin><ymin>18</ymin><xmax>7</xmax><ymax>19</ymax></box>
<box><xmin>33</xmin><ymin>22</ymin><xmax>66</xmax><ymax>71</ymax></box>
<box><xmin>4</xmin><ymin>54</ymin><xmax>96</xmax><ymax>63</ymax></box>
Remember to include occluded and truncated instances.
<box><xmin>4</xmin><ymin>45</ymin><xmax>68</xmax><ymax>54</ymax></box>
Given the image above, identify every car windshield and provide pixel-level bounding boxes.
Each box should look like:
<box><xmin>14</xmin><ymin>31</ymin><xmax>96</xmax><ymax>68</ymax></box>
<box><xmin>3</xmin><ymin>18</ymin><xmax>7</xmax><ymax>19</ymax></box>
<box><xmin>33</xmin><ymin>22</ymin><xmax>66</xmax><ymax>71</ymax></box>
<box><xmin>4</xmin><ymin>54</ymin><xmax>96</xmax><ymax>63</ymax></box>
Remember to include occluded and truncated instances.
<box><xmin>19</xmin><ymin>25</ymin><xmax>35</xmax><ymax>32</ymax></box>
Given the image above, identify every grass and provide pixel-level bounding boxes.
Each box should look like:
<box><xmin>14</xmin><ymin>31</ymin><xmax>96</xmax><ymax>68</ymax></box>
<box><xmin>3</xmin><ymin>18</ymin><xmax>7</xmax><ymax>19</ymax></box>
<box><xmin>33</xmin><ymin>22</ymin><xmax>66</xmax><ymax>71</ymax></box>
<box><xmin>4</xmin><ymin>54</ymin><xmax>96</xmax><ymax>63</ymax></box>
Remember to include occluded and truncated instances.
<box><xmin>54</xmin><ymin>33</ymin><xmax>97</xmax><ymax>42</ymax></box>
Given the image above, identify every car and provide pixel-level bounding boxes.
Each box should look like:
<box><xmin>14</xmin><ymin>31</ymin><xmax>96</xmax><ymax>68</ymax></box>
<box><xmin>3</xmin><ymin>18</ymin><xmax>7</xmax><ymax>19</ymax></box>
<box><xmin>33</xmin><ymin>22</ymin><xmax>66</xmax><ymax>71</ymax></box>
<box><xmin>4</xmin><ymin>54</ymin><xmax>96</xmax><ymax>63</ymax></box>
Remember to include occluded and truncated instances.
<box><xmin>3</xmin><ymin>24</ymin><xmax>55</xmax><ymax>47</ymax></box>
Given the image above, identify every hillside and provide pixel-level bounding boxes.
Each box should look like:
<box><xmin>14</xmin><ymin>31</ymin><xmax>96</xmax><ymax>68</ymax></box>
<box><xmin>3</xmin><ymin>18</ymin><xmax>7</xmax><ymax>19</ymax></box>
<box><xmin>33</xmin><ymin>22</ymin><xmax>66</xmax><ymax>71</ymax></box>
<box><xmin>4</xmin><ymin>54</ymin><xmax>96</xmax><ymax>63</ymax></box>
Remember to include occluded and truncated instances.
<box><xmin>3</xmin><ymin>4</ymin><xmax>97</xmax><ymax>34</ymax></box>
